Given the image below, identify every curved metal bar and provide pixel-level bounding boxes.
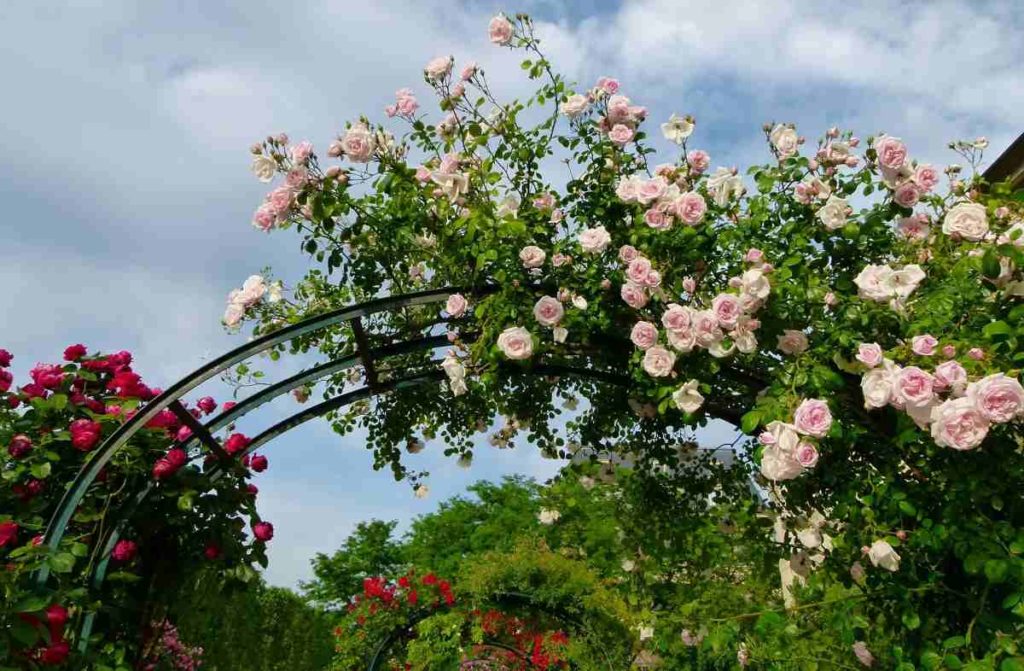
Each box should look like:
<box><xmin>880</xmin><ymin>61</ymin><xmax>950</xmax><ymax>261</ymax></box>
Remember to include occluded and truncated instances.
<box><xmin>38</xmin><ymin>286</ymin><xmax>479</xmax><ymax>585</ymax></box>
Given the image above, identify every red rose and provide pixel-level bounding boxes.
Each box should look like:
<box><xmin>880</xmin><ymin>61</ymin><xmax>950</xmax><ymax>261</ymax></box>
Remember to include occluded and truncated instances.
<box><xmin>29</xmin><ymin>363</ymin><xmax>64</xmax><ymax>389</ymax></box>
<box><xmin>196</xmin><ymin>396</ymin><xmax>217</xmax><ymax>414</ymax></box>
<box><xmin>249</xmin><ymin>454</ymin><xmax>268</xmax><ymax>472</ymax></box>
<box><xmin>0</xmin><ymin>521</ymin><xmax>18</xmax><ymax>547</ymax></box>
<box><xmin>111</xmin><ymin>539</ymin><xmax>138</xmax><ymax>562</ymax></box>
<box><xmin>8</xmin><ymin>434</ymin><xmax>32</xmax><ymax>459</ymax></box>
<box><xmin>0</xmin><ymin>349</ymin><xmax>12</xmax><ymax>367</ymax></box>
<box><xmin>38</xmin><ymin>640</ymin><xmax>70</xmax><ymax>666</ymax></box>
<box><xmin>69</xmin><ymin>419</ymin><xmax>102</xmax><ymax>452</ymax></box>
<box><xmin>252</xmin><ymin>521</ymin><xmax>274</xmax><ymax>542</ymax></box>
<box><xmin>63</xmin><ymin>344</ymin><xmax>87</xmax><ymax>361</ymax></box>
<box><xmin>203</xmin><ymin>543</ymin><xmax>221</xmax><ymax>560</ymax></box>
<box><xmin>224</xmin><ymin>433</ymin><xmax>251</xmax><ymax>455</ymax></box>
<box><xmin>166</xmin><ymin>448</ymin><xmax>188</xmax><ymax>469</ymax></box>
<box><xmin>0</xmin><ymin>369</ymin><xmax>11</xmax><ymax>393</ymax></box>
<box><xmin>152</xmin><ymin>458</ymin><xmax>175</xmax><ymax>480</ymax></box>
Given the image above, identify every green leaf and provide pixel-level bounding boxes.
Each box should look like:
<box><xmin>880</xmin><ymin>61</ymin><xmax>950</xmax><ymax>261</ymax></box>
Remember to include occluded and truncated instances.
<box><xmin>30</xmin><ymin>462</ymin><xmax>52</xmax><ymax>479</ymax></box>
<box><xmin>48</xmin><ymin>552</ymin><xmax>76</xmax><ymax>573</ymax></box>
<box><xmin>902</xmin><ymin>611</ymin><xmax>921</xmax><ymax>630</ymax></box>
<box><xmin>13</xmin><ymin>594</ymin><xmax>49</xmax><ymax>613</ymax></box>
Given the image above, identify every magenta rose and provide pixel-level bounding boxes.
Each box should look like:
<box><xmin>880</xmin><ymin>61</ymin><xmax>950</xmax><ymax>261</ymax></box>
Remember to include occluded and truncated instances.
<box><xmin>112</xmin><ymin>539</ymin><xmax>139</xmax><ymax>562</ymax></box>
<box><xmin>252</xmin><ymin>521</ymin><xmax>275</xmax><ymax>542</ymax></box>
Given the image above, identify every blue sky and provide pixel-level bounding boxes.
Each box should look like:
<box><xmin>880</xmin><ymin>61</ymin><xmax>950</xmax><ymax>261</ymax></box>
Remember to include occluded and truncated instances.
<box><xmin>2</xmin><ymin>0</ymin><xmax>1021</xmax><ymax>587</ymax></box>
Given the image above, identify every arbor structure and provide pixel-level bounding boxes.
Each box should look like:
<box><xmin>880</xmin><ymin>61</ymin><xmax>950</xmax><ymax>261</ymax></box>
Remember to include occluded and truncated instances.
<box><xmin>3</xmin><ymin>9</ymin><xmax>1024</xmax><ymax>669</ymax></box>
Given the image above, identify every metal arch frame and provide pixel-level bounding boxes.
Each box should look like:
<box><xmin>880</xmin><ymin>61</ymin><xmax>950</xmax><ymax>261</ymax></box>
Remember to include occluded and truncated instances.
<box><xmin>38</xmin><ymin>285</ymin><xmax>489</xmax><ymax>581</ymax></box>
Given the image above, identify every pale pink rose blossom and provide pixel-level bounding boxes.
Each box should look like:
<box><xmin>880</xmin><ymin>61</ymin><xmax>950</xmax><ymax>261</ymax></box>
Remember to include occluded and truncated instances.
<box><xmin>693</xmin><ymin>310</ymin><xmax>722</xmax><ymax>347</ymax></box>
<box><xmin>942</xmin><ymin>202</ymin><xmax>988</xmax><ymax>241</ymax></box>
<box><xmin>445</xmin><ymin>293</ymin><xmax>468</xmax><ymax>317</ymax></box>
<box><xmin>579</xmin><ymin>226</ymin><xmax>612</xmax><ymax>253</ymax></box>
<box><xmin>643</xmin><ymin>207</ymin><xmax>670</xmax><ymax>230</ymax></box>
<box><xmin>662</xmin><ymin>304</ymin><xmax>692</xmax><ymax>332</ymax></box>
<box><xmin>619</xmin><ymin>245</ymin><xmax>639</xmax><ymax>263</ymax></box>
<box><xmin>687</xmin><ymin>149</ymin><xmax>710</xmax><ymax>173</ymax></box>
<box><xmin>252</xmin><ymin>203</ymin><xmax>276</xmax><ymax>232</ymax></box>
<box><xmin>777</xmin><ymin>330</ymin><xmax>809</xmax><ymax>355</ymax></box>
<box><xmin>862</xmin><ymin>367</ymin><xmax>894</xmax><ymax>409</ymax></box>
<box><xmin>874</xmin><ymin>135</ymin><xmax>908</xmax><ymax>170</ymax></box>
<box><xmin>424</xmin><ymin>56</ymin><xmax>453</xmax><ymax>81</ymax></box>
<box><xmin>560</xmin><ymin>94</ymin><xmax>589</xmax><ymax>117</ymax></box>
<box><xmin>519</xmin><ymin>245</ymin><xmax>546</xmax><ymax>268</ymax></box>
<box><xmin>893</xmin><ymin>182</ymin><xmax>921</xmax><ymax>208</ymax></box>
<box><xmin>967</xmin><ymin>373</ymin><xmax>1024</xmax><ymax>423</ymax></box>
<box><xmin>415</xmin><ymin>166</ymin><xmax>432</xmax><ymax>183</ymax></box>
<box><xmin>667</xmin><ymin>327</ymin><xmax>696</xmax><ymax>352</ymax></box>
<box><xmin>630</xmin><ymin>321</ymin><xmax>659</xmax><ymax>350</ymax></box>
<box><xmin>852</xmin><ymin>641</ymin><xmax>875</xmax><ymax>668</ymax></box>
<box><xmin>711</xmin><ymin>294</ymin><xmax>742</xmax><ymax>329</ymax></box>
<box><xmin>636</xmin><ymin>177</ymin><xmax>668</xmax><ymax>204</ymax></box>
<box><xmin>533</xmin><ymin>296</ymin><xmax>564</xmax><ymax>327</ymax></box>
<box><xmin>615</xmin><ymin>176</ymin><xmax>640</xmax><ymax>202</ymax></box>
<box><xmin>795</xmin><ymin>441</ymin><xmax>819</xmax><ymax>468</ymax></box>
<box><xmin>745</xmin><ymin>248</ymin><xmax>764</xmax><ymax>264</ymax></box>
<box><xmin>621</xmin><ymin>282</ymin><xmax>648</xmax><ymax>308</ymax></box>
<box><xmin>911</xmin><ymin>334</ymin><xmax>938</xmax><ymax>356</ymax></box>
<box><xmin>460</xmin><ymin>62</ymin><xmax>478</xmax><ymax>81</ymax></box>
<box><xmin>941</xmin><ymin>344</ymin><xmax>956</xmax><ymax>358</ymax></box>
<box><xmin>893</xmin><ymin>366</ymin><xmax>935</xmax><ymax>408</ymax></box>
<box><xmin>968</xmin><ymin>347</ymin><xmax>985</xmax><ymax>361</ymax></box>
<box><xmin>341</xmin><ymin>123</ymin><xmax>376</xmax><ymax>163</ymax></box>
<box><xmin>931</xmin><ymin>397</ymin><xmax>989</xmax><ymax>450</ymax></box>
<box><xmin>595</xmin><ymin>76</ymin><xmax>619</xmax><ymax>94</ymax></box>
<box><xmin>488</xmin><ymin>14</ymin><xmax>514</xmax><ymax>45</ymax></box>
<box><xmin>933</xmin><ymin>360</ymin><xmax>967</xmax><ymax>393</ymax></box>
<box><xmin>682</xmin><ymin>277</ymin><xmax>697</xmax><ymax>293</ymax></box>
<box><xmin>823</xmin><ymin>291</ymin><xmax>838</xmax><ymax>307</ymax></box>
<box><xmin>642</xmin><ymin>346</ymin><xmax>676</xmax><ymax>377</ymax></box>
<box><xmin>674</xmin><ymin>192</ymin><xmax>707</xmax><ymax>225</ymax></box>
<box><xmin>897</xmin><ymin>215</ymin><xmax>930</xmax><ymax>241</ymax></box>
<box><xmin>551</xmin><ymin>253</ymin><xmax>571</xmax><ymax>267</ymax></box>
<box><xmin>793</xmin><ymin>399</ymin><xmax>832</xmax><ymax>437</ymax></box>
<box><xmin>627</xmin><ymin>257</ymin><xmax>653</xmax><ymax>285</ymax></box>
<box><xmin>608</xmin><ymin>124</ymin><xmax>634</xmax><ymax>146</ymax></box>
<box><xmin>914</xmin><ymin>164</ymin><xmax>940</xmax><ymax>191</ymax></box>
<box><xmin>644</xmin><ymin>269</ymin><xmax>662</xmax><ymax>288</ymax></box>
<box><xmin>290</xmin><ymin>140</ymin><xmax>314</xmax><ymax>164</ymax></box>
<box><xmin>496</xmin><ymin>326</ymin><xmax>533</xmax><ymax>360</ymax></box>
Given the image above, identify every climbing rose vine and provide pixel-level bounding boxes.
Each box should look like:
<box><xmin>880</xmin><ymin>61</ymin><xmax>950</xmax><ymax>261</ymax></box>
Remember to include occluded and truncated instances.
<box><xmin>220</xmin><ymin>10</ymin><xmax>1024</xmax><ymax>667</ymax></box>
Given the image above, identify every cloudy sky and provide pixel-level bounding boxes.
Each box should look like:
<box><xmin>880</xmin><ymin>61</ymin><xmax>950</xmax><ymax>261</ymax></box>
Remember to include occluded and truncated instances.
<box><xmin>2</xmin><ymin>0</ymin><xmax>1021</xmax><ymax>587</ymax></box>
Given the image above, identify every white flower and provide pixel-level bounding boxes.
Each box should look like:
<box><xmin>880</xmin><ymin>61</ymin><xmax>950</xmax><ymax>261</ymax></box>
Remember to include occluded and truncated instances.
<box><xmin>560</xmin><ymin>93</ymin><xmax>589</xmax><ymax>118</ymax></box>
<box><xmin>707</xmin><ymin>167</ymin><xmax>743</xmax><ymax>207</ymax></box>
<box><xmin>861</xmin><ymin>366</ymin><xmax>894</xmax><ymax>409</ymax></box>
<box><xmin>251</xmin><ymin>155</ymin><xmax>277</xmax><ymax>183</ymax></box>
<box><xmin>622</xmin><ymin>559</ymin><xmax>636</xmax><ymax>572</ymax></box>
<box><xmin>497</xmin><ymin>327</ymin><xmax>534</xmax><ymax>360</ymax></box>
<box><xmin>854</xmin><ymin>264</ymin><xmax>894</xmax><ymax>302</ymax></box>
<box><xmin>661</xmin><ymin>113</ymin><xmax>694</xmax><ymax>144</ymax></box>
<box><xmin>777</xmin><ymin>329</ymin><xmax>809</xmax><ymax>355</ymax></box>
<box><xmin>638</xmin><ymin>624</ymin><xmax>654</xmax><ymax>641</ymax></box>
<box><xmin>496</xmin><ymin>193</ymin><xmax>520</xmax><ymax>218</ymax></box>
<box><xmin>267</xmin><ymin>281</ymin><xmax>284</xmax><ymax>303</ymax></box>
<box><xmin>431</xmin><ymin>171</ymin><xmax>469</xmax><ymax>200</ymax></box>
<box><xmin>579</xmin><ymin>225</ymin><xmax>612</xmax><ymax>253</ymax></box>
<box><xmin>817</xmin><ymin>195</ymin><xmax>849</xmax><ymax>231</ymax></box>
<box><xmin>770</xmin><ymin>124</ymin><xmax>799</xmax><ymax>157</ymax></box>
<box><xmin>672</xmin><ymin>380</ymin><xmax>704</xmax><ymax>414</ymax></box>
<box><xmin>553</xmin><ymin>326</ymin><xmax>568</xmax><ymax>343</ymax></box>
<box><xmin>414</xmin><ymin>484</ymin><xmax>430</xmax><ymax>499</ymax></box>
<box><xmin>572</xmin><ymin>295</ymin><xmax>588</xmax><ymax>310</ymax></box>
<box><xmin>538</xmin><ymin>508</ymin><xmax>561</xmax><ymax>525</ymax></box>
<box><xmin>441</xmin><ymin>352</ymin><xmax>465</xmax><ymax>382</ymax></box>
<box><xmin>867</xmin><ymin>540</ymin><xmax>900</xmax><ymax>571</ymax></box>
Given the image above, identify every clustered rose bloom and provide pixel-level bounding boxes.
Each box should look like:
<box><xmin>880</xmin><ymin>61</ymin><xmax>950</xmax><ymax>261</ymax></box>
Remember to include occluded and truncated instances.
<box><xmin>759</xmin><ymin>399</ymin><xmax>831</xmax><ymax>481</ymax></box>
<box><xmin>769</xmin><ymin>123</ymin><xmax>799</xmax><ymax>157</ymax></box>
<box><xmin>69</xmin><ymin>418</ymin><xmax>102</xmax><ymax>452</ymax></box>
<box><xmin>223</xmin><ymin>275</ymin><xmax>267</xmax><ymax>327</ymax></box>
<box><xmin>853</xmin><ymin>263</ymin><xmax>925</xmax><ymax>308</ymax></box>
<box><xmin>445</xmin><ymin>293</ymin><xmax>468</xmax><ymax>318</ymax></box>
<box><xmin>942</xmin><ymin>201</ymin><xmax>988</xmax><ymax>241</ymax></box>
<box><xmin>578</xmin><ymin>225</ymin><xmax>611</xmax><ymax>253</ymax></box>
<box><xmin>618</xmin><ymin>172</ymin><xmax>708</xmax><ymax>230</ymax></box>
<box><xmin>385</xmin><ymin>88</ymin><xmax>419</xmax><ymax>118</ymax></box>
<box><xmin>860</xmin><ymin>342</ymin><xmax>1024</xmax><ymax>450</ymax></box>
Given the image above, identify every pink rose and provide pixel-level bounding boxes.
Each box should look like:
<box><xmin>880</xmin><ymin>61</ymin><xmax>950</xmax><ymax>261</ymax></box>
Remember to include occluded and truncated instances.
<box><xmin>874</xmin><ymin>135</ymin><xmax>908</xmax><ymax>170</ymax></box>
<box><xmin>914</xmin><ymin>164</ymin><xmax>940</xmax><ymax>191</ymax></box>
<box><xmin>608</xmin><ymin>124</ymin><xmax>634</xmax><ymax>146</ymax></box>
<box><xmin>519</xmin><ymin>245</ymin><xmax>546</xmax><ymax>268</ymax></box>
<box><xmin>112</xmin><ymin>539</ymin><xmax>138</xmax><ymax>562</ymax></box>
<box><xmin>793</xmin><ymin>399</ymin><xmax>832</xmax><ymax>438</ymax></box>
<box><xmin>933</xmin><ymin>360</ymin><xmax>967</xmax><ymax>393</ymax></box>
<box><xmin>619</xmin><ymin>245</ymin><xmax>639</xmax><ymax>263</ymax></box>
<box><xmin>445</xmin><ymin>293</ymin><xmax>468</xmax><ymax>317</ymax></box>
<box><xmin>290</xmin><ymin>140</ymin><xmax>314</xmax><ymax>164</ymax></box>
<box><xmin>579</xmin><ymin>226</ymin><xmax>612</xmax><ymax>253</ymax></box>
<box><xmin>642</xmin><ymin>346</ymin><xmax>676</xmax><ymax>377</ymax></box>
<box><xmin>674</xmin><ymin>192</ymin><xmax>707</xmax><ymax>225</ymax></box>
<box><xmin>745</xmin><ymin>248</ymin><xmax>764</xmax><ymax>264</ymax></box>
<box><xmin>643</xmin><ymin>207</ymin><xmax>670</xmax><ymax>230</ymax></box>
<box><xmin>693</xmin><ymin>310</ymin><xmax>722</xmax><ymax>347</ymax></box>
<box><xmin>893</xmin><ymin>182</ymin><xmax>920</xmax><ymax>208</ymax></box>
<box><xmin>497</xmin><ymin>326</ymin><xmax>534</xmax><ymax>360</ymax></box>
<box><xmin>551</xmin><ymin>253</ymin><xmax>571</xmax><ymax>267</ymax></box>
<box><xmin>682</xmin><ymin>277</ymin><xmax>697</xmax><ymax>293</ymax></box>
<box><xmin>795</xmin><ymin>441</ymin><xmax>819</xmax><ymax>468</ymax></box>
<box><xmin>911</xmin><ymin>334</ymin><xmax>938</xmax><ymax>356</ymax></box>
<box><xmin>630</xmin><ymin>321</ymin><xmax>659</xmax><ymax>350</ymax></box>
<box><xmin>852</xmin><ymin>642</ymin><xmax>875</xmax><ymax>668</ymax></box>
<box><xmin>252</xmin><ymin>521</ymin><xmax>274</xmax><ymax>542</ymax></box>
<box><xmin>893</xmin><ymin>366</ymin><xmax>935</xmax><ymax>408</ymax></box>
<box><xmin>488</xmin><ymin>14</ymin><xmax>514</xmax><ymax>45</ymax></box>
<box><xmin>897</xmin><ymin>215</ymin><xmax>930</xmax><ymax>241</ymax></box>
<box><xmin>424</xmin><ymin>55</ymin><xmax>453</xmax><ymax>81</ymax></box>
<box><xmin>636</xmin><ymin>177</ymin><xmax>668</xmax><ymax>204</ymax></box>
<box><xmin>533</xmin><ymin>296</ymin><xmax>564</xmax><ymax>326</ymax></box>
<box><xmin>644</xmin><ymin>269</ymin><xmax>662</xmax><ymax>288</ymax></box>
<box><xmin>931</xmin><ymin>397</ymin><xmax>989</xmax><ymax>450</ymax></box>
<box><xmin>595</xmin><ymin>76</ymin><xmax>619</xmax><ymax>94</ymax></box>
<box><xmin>856</xmin><ymin>343</ymin><xmax>883</xmax><ymax>367</ymax></box>
<box><xmin>460</xmin><ymin>62</ymin><xmax>477</xmax><ymax>81</ymax></box>
<box><xmin>615</xmin><ymin>176</ymin><xmax>640</xmax><ymax>202</ymax></box>
<box><xmin>620</xmin><ymin>282</ymin><xmax>648</xmax><ymax>309</ymax></box>
<box><xmin>967</xmin><ymin>373</ymin><xmax>1024</xmax><ymax>423</ymax></box>
<box><xmin>777</xmin><ymin>329</ymin><xmax>809</xmax><ymax>355</ymax></box>
<box><xmin>711</xmin><ymin>294</ymin><xmax>742</xmax><ymax>329</ymax></box>
<box><xmin>626</xmin><ymin>257</ymin><xmax>653</xmax><ymax>285</ymax></box>
<box><xmin>341</xmin><ymin>123</ymin><xmax>375</xmax><ymax>163</ymax></box>
<box><xmin>968</xmin><ymin>347</ymin><xmax>985</xmax><ymax>361</ymax></box>
<box><xmin>687</xmin><ymin>149</ymin><xmax>710</xmax><ymax>173</ymax></box>
<box><xmin>662</xmin><ymin>304</ymin><xmax>692</xmax><ymax>332</ymax></box>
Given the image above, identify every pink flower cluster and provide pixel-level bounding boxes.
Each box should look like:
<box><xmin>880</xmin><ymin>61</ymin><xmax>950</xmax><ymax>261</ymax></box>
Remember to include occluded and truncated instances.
<box><xmin>616</xmin><ymin>173</ymin><xmax>707</xmax><ymax>230</ymax></box>
<box><xmin>629</xmin><ymin>253</ymin><xmax>771</xmax><ymax>374</ymax></box>
<box><xmin>871</xmin><ymin>135</ymin><xmax>940</xmax><ymax>209</ymax></box>
<box><xmin>141</xmin><ymin>620</ymin><xmax>204</xmax><ymax>671</ymax></box>
<box><xmin>594</xmin><ymin>88</ymin><xmax>646</xmax><ymax>146</ymax></box>
<box><xmin>385</xmin><ymin>88</ymin><xmax>419</xmax><ymax>118</ymax></box>
<box><xmin>859</xmin><ymin>341</ymin><xmax>1024</xmax><ymax>450</ymax></box>
<box><xmin>223</xmin><ymin>274</ymin><xmax>267</xmax><ymax>328</ymax></box>
<box><xmin>758</xmin><ymin>399</ymin><xmax>833</xmax><ymax>481</ymax></box>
